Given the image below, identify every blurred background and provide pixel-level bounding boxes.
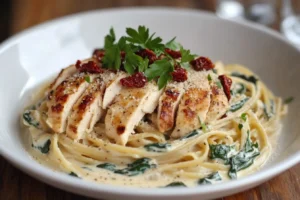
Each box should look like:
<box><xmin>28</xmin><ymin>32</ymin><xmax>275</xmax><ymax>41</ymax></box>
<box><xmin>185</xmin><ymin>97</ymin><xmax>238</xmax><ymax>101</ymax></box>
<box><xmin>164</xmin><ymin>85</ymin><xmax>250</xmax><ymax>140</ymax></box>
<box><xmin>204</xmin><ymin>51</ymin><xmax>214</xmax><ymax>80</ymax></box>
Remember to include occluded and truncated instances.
<box><xmin>1</xmin><ymin>0</ymin><xmax>300</xmax><ymax>47</ymax></box>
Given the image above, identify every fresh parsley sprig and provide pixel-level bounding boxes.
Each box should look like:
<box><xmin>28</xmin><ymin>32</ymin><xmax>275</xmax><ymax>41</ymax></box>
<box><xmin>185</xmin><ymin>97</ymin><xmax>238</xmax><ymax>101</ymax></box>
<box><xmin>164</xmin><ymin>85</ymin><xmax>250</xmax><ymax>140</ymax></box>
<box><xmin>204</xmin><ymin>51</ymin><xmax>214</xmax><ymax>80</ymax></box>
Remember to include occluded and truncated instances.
<box><xmin>101</xmin><ymin>26</ymin><xmax>196</xmax><ymax>89</ymax></box>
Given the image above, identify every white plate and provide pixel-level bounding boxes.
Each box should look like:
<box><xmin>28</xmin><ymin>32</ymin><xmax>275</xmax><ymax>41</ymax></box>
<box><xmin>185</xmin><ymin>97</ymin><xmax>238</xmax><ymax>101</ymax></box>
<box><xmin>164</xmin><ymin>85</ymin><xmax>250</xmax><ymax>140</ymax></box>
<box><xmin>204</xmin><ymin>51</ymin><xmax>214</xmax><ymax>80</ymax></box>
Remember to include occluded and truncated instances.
<box><xmin>0</xmin><ymin>7</ymin><xmax>299</xmax><ymax>200</ymax></box>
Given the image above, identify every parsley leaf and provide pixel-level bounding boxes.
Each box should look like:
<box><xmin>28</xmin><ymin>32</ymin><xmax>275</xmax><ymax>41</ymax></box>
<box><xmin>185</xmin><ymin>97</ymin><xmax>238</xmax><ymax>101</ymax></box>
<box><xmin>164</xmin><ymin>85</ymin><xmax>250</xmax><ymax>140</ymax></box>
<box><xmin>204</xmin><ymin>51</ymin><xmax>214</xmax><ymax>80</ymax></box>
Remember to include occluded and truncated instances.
<box><xmin>104</xmin><ymin>27</ymin><xmax>116</xmax><ymax>48</ymax></box>
<box><xmin>126</xmin><ymin>26</ymin><xmax>164</xmax><ymax>50</ymax></box>
<box><xmin>180</xmin><ymin>46</ymin><xmax>195</xmax><ymax>63</ymax></box>
<box><xmin>102</xmin><ymin>45</ymin><xmax>121</xmax><ymax>70</ymax></box>
<box><xmin>208</xmin><ymin>74</ymin><xmax>212</xmax><ymax>81</ymax></box>
<box><xmin>145</xmin><ymin>59</ymin><xmax>173</xmax><ymax>89</ymax></box>
<box><xmin>238</xmin><ymin>124</ymin><xmax>243</xmax><ymax>130</ymax></box>
<box><xmin>165</xmin><ymin>37</ymin><xmax>181</xmax><ymax>50</ymax></box>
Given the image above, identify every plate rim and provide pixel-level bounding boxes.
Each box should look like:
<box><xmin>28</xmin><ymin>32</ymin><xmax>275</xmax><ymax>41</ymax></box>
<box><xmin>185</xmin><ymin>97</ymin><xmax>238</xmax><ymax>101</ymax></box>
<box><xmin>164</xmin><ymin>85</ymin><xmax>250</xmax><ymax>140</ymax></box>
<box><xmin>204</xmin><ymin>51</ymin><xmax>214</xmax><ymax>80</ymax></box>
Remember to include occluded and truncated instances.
<box><xmin>0</xmin><ymin>6</ymin><xmax>299</xmax><ymax>198</ymax></box>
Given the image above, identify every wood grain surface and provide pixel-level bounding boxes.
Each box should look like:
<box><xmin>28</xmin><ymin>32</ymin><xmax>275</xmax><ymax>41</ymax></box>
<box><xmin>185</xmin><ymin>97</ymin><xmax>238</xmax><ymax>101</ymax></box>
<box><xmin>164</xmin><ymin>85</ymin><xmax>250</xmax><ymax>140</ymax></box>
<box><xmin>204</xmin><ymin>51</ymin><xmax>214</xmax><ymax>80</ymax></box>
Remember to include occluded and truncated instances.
<box><xmin>0</xmin><ymin>0</ymin><xmax>299</xmax><ymax>199</ymax></box>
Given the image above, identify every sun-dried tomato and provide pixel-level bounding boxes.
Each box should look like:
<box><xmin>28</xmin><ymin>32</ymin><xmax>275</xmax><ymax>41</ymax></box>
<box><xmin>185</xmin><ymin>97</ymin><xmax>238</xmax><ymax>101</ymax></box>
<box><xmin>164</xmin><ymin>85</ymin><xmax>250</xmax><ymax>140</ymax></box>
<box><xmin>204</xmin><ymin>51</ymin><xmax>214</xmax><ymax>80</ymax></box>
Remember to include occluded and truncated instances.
<box><xmin>92</xmin><ymin>49</ymin><xmax>105</xmax><ymax>61</ymax></box>
<box><xmin>165</xmin><ymin>48</ymin><xmax>181</xmax><ymax>59</ymax></box>
<box><xmin>120</xmin><ymin>72</ymin><xmax>147</xmax><ymax>88</ymax></box>
<box><xmin>76</xmin><ymin>60</ymin><xmax>103</xmax><ymax>73</ymax></box>
<box><xmin>218</xmin><ymin>75</ymin><xmax>232</xmax><ymax>101</ymax></box>
<box><xmin>136</xmin><ymin>49</ymin><xmax>157</xmax><ymax>64</ymax></box>
<box><xmin>172</xmin><ymin>67</ymin><xmax>188</xmax><ymax>82</ymax></box>
<box><xmin>190</xmin><ymin>57</ymin><xmax>214</xmax><ymax>71</ymax></box>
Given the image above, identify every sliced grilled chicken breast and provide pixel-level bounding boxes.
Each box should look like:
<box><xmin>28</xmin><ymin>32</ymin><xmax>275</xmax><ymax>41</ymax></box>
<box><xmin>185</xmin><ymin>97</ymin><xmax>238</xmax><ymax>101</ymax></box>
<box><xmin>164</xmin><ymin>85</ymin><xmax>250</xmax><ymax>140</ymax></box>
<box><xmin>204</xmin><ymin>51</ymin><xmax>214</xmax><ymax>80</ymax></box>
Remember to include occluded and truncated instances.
<box><xmin>46</xmin><ymin>73</ymin><xmax>91</xmax><ymax>133</ymax></box>
<box><xmin>206</xmin><ymin>74</ymin><xmax>229</xmax><ymax>122</ymax></box>
<box><xmin>157</xmin><ymin>82</ymin><xmax>184</xmax><ymax>132</ymax></box>
<box><xmin>47</xmin><ymin>58</ymin><xmax>94</xmax><ymax>94</ymax></box>
<box><xmin>171</xmin><ymin>71</ymin><xmax>211</xmax><ymax>138</ymax></box>
<box><xmin>66</xmin><ymin>77</ymin><xmax>105</xmax><ymax>140</ymax></box>
<box><xmin>105</xmin><ymin>82</ymin><xmax>162</xmax><ymax>145</ymax></box>
<box><xmin>101</xmin><ymin>71</ymin><xmax>127</xmax><ymax>109</ymax></box>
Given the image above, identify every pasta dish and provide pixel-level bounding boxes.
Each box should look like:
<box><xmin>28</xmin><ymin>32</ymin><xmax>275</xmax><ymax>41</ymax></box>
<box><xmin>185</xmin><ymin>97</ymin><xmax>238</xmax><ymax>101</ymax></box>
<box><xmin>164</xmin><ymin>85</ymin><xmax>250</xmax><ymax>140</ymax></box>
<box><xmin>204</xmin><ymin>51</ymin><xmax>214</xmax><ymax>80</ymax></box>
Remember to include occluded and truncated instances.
<box><xmin>22</xmin><ymin>26</ymin><xmax>288</xmax><ymax>187</ymax></box>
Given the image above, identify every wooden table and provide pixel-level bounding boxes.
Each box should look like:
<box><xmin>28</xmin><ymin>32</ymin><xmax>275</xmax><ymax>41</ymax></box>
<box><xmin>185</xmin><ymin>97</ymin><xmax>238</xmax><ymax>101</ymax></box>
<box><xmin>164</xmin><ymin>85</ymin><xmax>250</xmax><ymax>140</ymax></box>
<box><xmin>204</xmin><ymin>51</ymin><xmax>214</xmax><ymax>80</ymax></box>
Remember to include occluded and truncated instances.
<box><xmin>0</xmin><ymin>0</ymin><xmax>299</xmax><ymax>199</ymax></box>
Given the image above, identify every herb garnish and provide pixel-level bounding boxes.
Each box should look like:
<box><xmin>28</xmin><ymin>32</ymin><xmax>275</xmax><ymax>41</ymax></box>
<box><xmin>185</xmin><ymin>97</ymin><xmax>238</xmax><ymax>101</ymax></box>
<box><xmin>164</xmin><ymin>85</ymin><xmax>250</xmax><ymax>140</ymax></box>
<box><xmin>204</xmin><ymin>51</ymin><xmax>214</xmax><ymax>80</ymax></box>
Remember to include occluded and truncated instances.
<box><xmin>101</xmin><ymin>26</ymin><xmax>195</xmax><ymax>89</ymax></box>
<box><xmin>241</xmin><ymin>113</ymin><xmax>247</xmax><ymax>121</ymax></box>
<box><xmin>207</xmin><ymin>74</ymin><xmax>212</xmax><ymax>81</ymax></box>
<box><xmin>84</xmin><ymin>76</ymin><xmax>91</xmax><ymax>83</ymax></box>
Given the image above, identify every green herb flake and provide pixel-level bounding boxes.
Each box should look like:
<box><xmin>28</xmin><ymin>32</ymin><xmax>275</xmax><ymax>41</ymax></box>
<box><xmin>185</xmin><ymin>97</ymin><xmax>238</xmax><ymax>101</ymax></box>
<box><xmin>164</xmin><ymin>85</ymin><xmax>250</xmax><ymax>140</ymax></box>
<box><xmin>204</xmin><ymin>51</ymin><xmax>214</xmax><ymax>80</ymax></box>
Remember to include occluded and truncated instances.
<box><xmin>284</xmin><ymin>97</ymin><xmax>294</xmax><ymax>104</ymax></box>
<box><xmin>165</xmin><ymin>182</ymin><xmax>187</xmax><ymax>187</ymax></box>
<box><xmin>216</xmin><ymin>81</ymin><xmax>222</xmax><ymax>89</ymax></box>
<box><xmin>198</xmin><ymin>172</ymin><xmax>222</xmax><ymax>185</ymax></box>
<box><xmin>241</xmin><ymin>113</ymin><xmax>247</xmax><ymax>121</ymax></box>
<box><xmin>208</xmin><ymin>74</ymin><xmax>212</xmax><ymax>82</ymax></box>
<box><xmin>238</xmin><ymin>124</ymin><xmax>243</xmax><ymax>130</ymax></box>
<box><xmin>84</xmin><ymin>76</ymin><xmax>91</xmax><ymax>83</ymax></box>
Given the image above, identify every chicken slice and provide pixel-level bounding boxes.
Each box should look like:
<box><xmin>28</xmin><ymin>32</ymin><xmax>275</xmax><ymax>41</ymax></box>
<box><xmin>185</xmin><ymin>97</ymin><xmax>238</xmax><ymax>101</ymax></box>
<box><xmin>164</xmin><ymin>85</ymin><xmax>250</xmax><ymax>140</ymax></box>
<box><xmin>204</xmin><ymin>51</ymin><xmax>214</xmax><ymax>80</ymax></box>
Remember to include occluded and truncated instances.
<box><xmin>171</xmin><ymin>71</ymin><xmax>211</xmax><ymax>138</ymax></box>
<box><xmin>46</xmin><ymin>73</ymin><xmax>91</xmax><ymax>133</ymax></box>
<box><xmin>206</xmin><ymin>74</ymin><xmax>229</xmax><ymax>122</ymax></box>
<box><xmin>101</xmin><ymin>71</ymin><xmax>127</xmax><ymax>109</ymax></box>
<box><xmin>157</xmin><ymin>82</ymin><xmax>184</xmax><ymax>132</ymax></box>
<box><xmin>47</xmin><ymin>58</ymin><xmax>94</xmax><ymax>94</ymax></box>
<box><xmin>66</xmin><ymin>77</ymin><xmax>105</xmax><ymax>140</ymax></box>
<box><xmin>105</xmin><ymin>82</ymin><xmax>162</xmax><ymax>145</ymax></box>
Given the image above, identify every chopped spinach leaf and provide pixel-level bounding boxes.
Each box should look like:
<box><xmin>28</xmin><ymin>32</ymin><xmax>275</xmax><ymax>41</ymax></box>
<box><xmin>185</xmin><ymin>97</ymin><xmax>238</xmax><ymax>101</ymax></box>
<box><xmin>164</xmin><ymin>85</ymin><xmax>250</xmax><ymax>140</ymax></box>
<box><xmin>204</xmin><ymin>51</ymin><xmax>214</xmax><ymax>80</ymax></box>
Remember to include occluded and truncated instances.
<box><xmin>231</xmin><ymin>83</ymin><xmax>246</xmax><ymax>95</ymax></box>
<box><xmin>144</xmin><ymin>143</ymin><xmax>171</xmax><ymax>152</ymax></box>
<box><xmin>96</xmin><ymin>163</ymin><xmax>116</xmax><ymax>171</ymax></box>
<box><xmin>230</xmin><ymin>98</ymin><xmax>249</xmax><ymax>112</ymax></box>
<box><xmin>231</xmin><ymin>72</ymin><xmax>258</xmax><ymax>85</ymax></box>
<box><xmin>180</xmin><ymin>130</ymin><xmax>199</xmax><ymax>140</ymax></box>
<box><xmin>23</xmin><ymin>110</ymin><xmax>39</xmax><ymax>128</ymax></box>
<box><xmin>69</xmin><ymin>172</ymin><xmax>79</xmax><ymax>178</ymax></box>
<box><xmin>165</xmin><ymin>182</ymin><xmax>187</xmax><ymax>187</ymax></box>
<box><xmin>264</xmin><ymin>100</ymin><xmax>275</xmax><ymax>119</ymax></box>
<box><xmin>198</xmin><ymin>172</ymin><xmax>222</xmax><ymax>185</ymax></box>
<box><xmin>97</xmin><ymin>158</ymin><xmax>156</xmax><ymax>177</ymax></box>
<box><xmin>228</xmin><ymin>132</ymin><xmax>260</xmax><ymax>179</ymax></box>
<box><xmin>209</xmin><ymin>144</ymin><xmax>235</xmax><ymax>164</ymax></box>
<box><xmin>32</xmin><ymin>139</ymin><xmax>51</xmax><ymax>154</ymax></box>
